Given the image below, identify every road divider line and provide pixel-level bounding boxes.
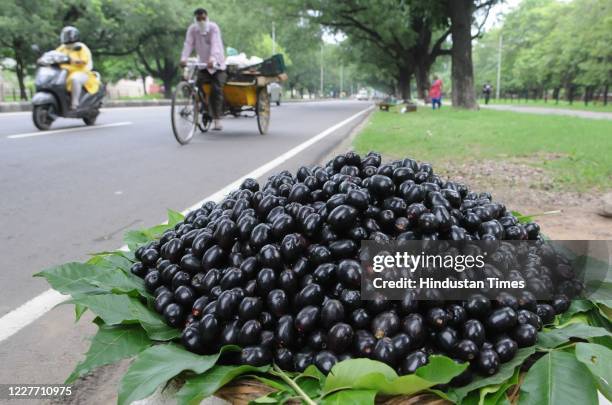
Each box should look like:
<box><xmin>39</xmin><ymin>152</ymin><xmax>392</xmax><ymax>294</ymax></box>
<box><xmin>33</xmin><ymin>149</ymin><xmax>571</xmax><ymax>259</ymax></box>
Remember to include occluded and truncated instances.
<box><xmin>6</xmin><ymin>121</ymin><xmax>133</xmax><ymax>139</ymax></box>
<box><xmin>0</xmin><ymin>105</ymin><xmax>373</xmax><ymax>344</ymax></box>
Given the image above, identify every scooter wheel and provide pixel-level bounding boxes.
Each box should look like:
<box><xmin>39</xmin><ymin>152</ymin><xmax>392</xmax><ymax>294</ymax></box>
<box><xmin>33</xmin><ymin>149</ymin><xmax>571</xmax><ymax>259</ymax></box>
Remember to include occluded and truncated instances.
<box><xmin>32</xmin><ymin>105</ymin><xmax>54</xmax><ymax>130</ymax></box>
<box><xmin>83</xmin><ymin>112</ymin><xmax>99</xmax><ymax>126</ymax></box>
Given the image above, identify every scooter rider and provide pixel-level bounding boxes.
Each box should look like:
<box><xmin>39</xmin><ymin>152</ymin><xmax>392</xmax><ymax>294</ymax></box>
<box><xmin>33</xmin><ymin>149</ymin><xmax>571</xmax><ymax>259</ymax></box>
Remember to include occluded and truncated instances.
<box><xmin>56</xmin><ymin>26</ymin><xmax>100</xmax><ymax>110</ymax></box>
<box><xmin>180</xmin><ymin>8</ymin><xmax>226</xmax><ymax>131</ymax></box>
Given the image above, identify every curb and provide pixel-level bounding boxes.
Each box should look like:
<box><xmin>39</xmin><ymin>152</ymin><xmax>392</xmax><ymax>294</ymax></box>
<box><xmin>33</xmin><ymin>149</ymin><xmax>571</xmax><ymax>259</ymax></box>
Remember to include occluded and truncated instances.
<box><xmin>0</xmin><ymin>98</ymin><xmax>339</xmax><ymax>113</ymax></box>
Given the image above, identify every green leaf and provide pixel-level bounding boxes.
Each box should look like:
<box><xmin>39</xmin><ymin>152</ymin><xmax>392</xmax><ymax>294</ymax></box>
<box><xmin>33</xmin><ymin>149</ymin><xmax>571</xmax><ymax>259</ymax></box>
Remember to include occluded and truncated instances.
<box><xmin>177</xmin><ymin>364</ymin><xmax>269</xmax><ymax>405</ymax></box>
<box><xmin>68</xmin><ymin>294</ymin><xmax>180</xmax><ymax>341</ymax></box>
<box><xmin>123</xmin><ymin>230</ymin><xmax>152</xmax><ymax>251</ymax></box>
<box><xmin>445</xmin><ymin>347</ymin><xmax>536</xmax><ymax>403</ymax></box>
<box><xmin>556</xmin><ymin>300</ymin><xmax>594</xmax><ymax>325</ymax></box>
<box><xmin>323</xmin><ymin>356</ymin><xmax>466</xmax><ymax>396</ymax></box>
<box><xmin>519</xmin><ymin>350</ymin><xmax>598</xmax><ymax>405</ymax></box>
<box><xmin>68</xmin><ymin>294</ymin><xmax>135</xmax><ymax>325</ymax></box>
<box><xmin>167</xmin><ymin>209</ymin><xmax>185</xmax><ymax>226</ymax></box>
<box><xmin>35</xmin><ymin>261</ymin><xmax>146</xmax><ymax>298</ymax></box>
<box><xmin>74</xmin><ymin>303</ymin><xmax>88</xmax><ymax>322</ymax></box>
<box><xmin>537</xmin><ymin>323</ymin><xmax>611</xmax><ymax>348</ymax></box>
<box><xmin>87</xmin><ymin>251</ymin><xmax>134</xmax><ymax>273</ymax></box>
<box><xmin>118</xmin><ymin>344</ymin><xmax>238</xmax><ymax>405</ymax></box>
<box><xmin>297</xmin><ymin>376</ymin><xmax>323</xmax><ymax>399</ymax></box>
<box><xmin>252</xmin><ymin>375</ymin><xmax>291</xmax><ymax>391</ymax></box>
<box><xmin>510</xmin><ymin>210</ymin><xmax>533</xmax><ymax>224</ymax></box>
<box><xmin>323</xmin><ymin>358</ymin><xmax>396</xmax><ymax>393</ymax></box>
<box><xmin>297</xmin><ymin>364</ymin><xmax>326</xmax><ymax>383</ymax></box>
<box><xmin>34</xmin><ymin>262</ymin><xmax>108</xmax><ymax>296</ymax></box>
<box><xmin>321</xmin><ymin>389</ymin><xmax>377</xmax><ymax>405</ymax></box>
<box><xmin>575</xmin><ymin>342</ymin><xmax>612</xmax><ymax>400</ymax></box>
<box><xmin>478</xmin><ymin>368</ymin><xmax>519</xmax><ymax>405</ymax></box>
<box><xmin>65</xmin><ymin>324</ymin><xmax>152</xmax><ymax>384</ymax></box>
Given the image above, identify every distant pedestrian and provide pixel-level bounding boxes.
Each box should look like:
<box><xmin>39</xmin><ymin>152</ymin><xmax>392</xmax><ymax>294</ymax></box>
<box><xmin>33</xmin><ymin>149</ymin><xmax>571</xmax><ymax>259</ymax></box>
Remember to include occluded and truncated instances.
<box><xmin>483</xmin><ymin>82</ymin><xmax>492</xmax><ymax>104</ymax></box>
<box><xmin>429</xmin><ymin>75</ymin><xmax>442</xmax><ymax>110</ymax></box>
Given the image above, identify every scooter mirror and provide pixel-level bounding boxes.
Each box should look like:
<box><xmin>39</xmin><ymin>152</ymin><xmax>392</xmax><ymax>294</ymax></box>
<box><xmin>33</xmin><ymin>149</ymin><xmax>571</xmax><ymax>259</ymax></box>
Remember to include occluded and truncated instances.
<box><xmin>31</xmin><ymin>44</ymin><xmax>41</xmax><ymax>54</ymax></box>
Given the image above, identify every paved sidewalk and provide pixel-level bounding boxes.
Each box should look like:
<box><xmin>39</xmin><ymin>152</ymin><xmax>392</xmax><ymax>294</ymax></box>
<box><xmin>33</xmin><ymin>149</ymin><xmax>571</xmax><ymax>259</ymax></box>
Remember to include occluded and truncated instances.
<box><xmin>481</xmin><ymin>104</ymin><xmax>612</xmax><ymax>120</ymax></box>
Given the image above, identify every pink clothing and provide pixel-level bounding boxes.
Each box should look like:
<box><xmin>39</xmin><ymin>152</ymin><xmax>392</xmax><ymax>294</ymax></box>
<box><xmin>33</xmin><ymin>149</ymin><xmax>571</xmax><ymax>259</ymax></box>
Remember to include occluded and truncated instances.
<box><xmin>181</xmin><ymin>22</ymin><xmax>226</xmax><ymax>73</ymax></box>
<box><xmin>429</xmin><ymin>79</ymin><xmax>442</xmax><ymax>99</ymax></box>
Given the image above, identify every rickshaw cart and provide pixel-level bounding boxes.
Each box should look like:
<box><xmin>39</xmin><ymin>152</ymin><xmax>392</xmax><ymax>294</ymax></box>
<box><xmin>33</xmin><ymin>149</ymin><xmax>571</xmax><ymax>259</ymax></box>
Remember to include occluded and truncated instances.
<box><xmin>171</xmin><ymin>55</ymin><xmax>287</xmax><ymax>145</ymax></box>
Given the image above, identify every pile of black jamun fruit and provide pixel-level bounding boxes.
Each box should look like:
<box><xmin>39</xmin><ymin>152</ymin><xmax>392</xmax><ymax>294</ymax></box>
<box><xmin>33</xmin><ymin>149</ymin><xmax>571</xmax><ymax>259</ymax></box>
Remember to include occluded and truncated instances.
<box><xmin>130</xmin><ymin>152</ymin><xmax>578</xmax><ymax>383</ymax></box>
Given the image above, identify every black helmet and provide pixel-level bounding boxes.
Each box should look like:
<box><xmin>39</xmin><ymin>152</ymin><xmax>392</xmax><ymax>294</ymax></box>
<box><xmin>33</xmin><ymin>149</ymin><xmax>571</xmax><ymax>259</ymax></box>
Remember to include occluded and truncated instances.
<box><xmin>60</xmin><ymin>26</ymin><xmax>80</xmax><ymax>44</ymax></box>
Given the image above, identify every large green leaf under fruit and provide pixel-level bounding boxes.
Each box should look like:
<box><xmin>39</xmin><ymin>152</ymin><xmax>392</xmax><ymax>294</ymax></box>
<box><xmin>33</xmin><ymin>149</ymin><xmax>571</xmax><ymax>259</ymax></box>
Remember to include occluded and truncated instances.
<box><xmin>321</xmin><ymin>389</ymin><xmax>377</xmax><ymax>405</ymax></box>
<box><xmin>66</xmin><ymin>324</ymin><xmax>151</xmax><ymax>384</ymax></box>
<box><xmin>537</xmin><ymin>323</ymin><xmax>611</xmax><ymax>348</ymax></box>
<box><xmin>519</xmin><ymin>350</ymin><xmax>598</xmax><ymax>405</ymax></box>
<box><xmin>575</xmin><ymin>342</ymin><xmax>612</xmax><ymax>400</ymax></box>
<box><xmin>442</xmin><ymin>347</ymin><xmax>536</xmax><ymax>403</ymax></box>
<box><xmin>34</xmin><ymin>261</ymin><xmax>145</xmax><ymax>298</ymax></box>
<box><xmin>177</xmin><ymin>365</ymin><xmax>270</xmax><ymax>405</ymax></box>
<box><xmin>118</xmin><ymin>344</ymin><xmax>238</xmax><ymax>405</ymax></box>
<box><xmin>323</xmin><ymin>356</ymin><xmax>467</xmax><ymax>396</ymax></box>
<box><xmin>68</xmin><ymin>294</ymin><xmax>179</xmax><ymax>340</ymax></box>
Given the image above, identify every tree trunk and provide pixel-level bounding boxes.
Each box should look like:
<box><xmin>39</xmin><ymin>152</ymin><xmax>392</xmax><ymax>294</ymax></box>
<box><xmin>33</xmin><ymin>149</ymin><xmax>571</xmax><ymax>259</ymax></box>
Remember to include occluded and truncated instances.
<box><xmin>448</xmin><ymin>0</ymin><xmax>477</xmax><ymax>109</ymax></box>
<box><xmin>140</xmin><ymin>72</ymin><xmax>148</xmax><ymax>95</ymax></box>
<box><xmin>398</xmin><ymin>67</ymin><xmax>412</xmax><ymax>100</ymax></box>
<box><xmin>567</xmin><ymin>84</ymin><xmax>574</xmax><ymax>104</ymax></box>
<box><xmin>161</xmin><ymin>76</ymin><xmax>174</xmax><ymax>99</ymax></box>
<box><xmin>604</xmin><ymin>83</ymin><xmax>609</xmax><ymax>106</ymax></box>
<box><xmin>415</xmin><ymin>61</ymin><xmax>430</xmax><ymax>101</ymax></box>
<box><xmin>14</xmin><ymin>52</ymin><xmax>28</xmax><ymax>101</ymax></box>
<box><xmin>553</xmin><ymin>87</ymin><xmax>560</xmax><ymax>104</ymax></box>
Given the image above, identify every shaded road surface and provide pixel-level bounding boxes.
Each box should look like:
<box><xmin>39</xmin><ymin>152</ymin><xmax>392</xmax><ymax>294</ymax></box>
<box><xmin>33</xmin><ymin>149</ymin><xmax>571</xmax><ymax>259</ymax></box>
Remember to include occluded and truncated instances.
<box><xmin>0</xmin><ymin>100</ymin><xmax>372</xmax><ymax>403</ymax></box>
<box><xmin>481</xmin><ymin>104</ymin><xmax>612</xmax><ymax>120</ymax></box>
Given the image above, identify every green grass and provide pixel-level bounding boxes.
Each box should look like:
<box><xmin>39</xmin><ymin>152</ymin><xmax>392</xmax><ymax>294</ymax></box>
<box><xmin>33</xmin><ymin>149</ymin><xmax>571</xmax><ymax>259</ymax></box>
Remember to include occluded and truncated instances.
<box><xmin>484</xmin><ymin>98</ymin><xmax>612</xmax><ymax>113</ymax></box>
<box><xmin>354</xmin><ymin>107</ymin><xmax>612</xmax><ymax>191</ymax></box>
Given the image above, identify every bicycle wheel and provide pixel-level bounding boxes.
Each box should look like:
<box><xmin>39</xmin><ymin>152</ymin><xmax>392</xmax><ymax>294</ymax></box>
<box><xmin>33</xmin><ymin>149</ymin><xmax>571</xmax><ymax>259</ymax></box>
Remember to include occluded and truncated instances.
<box><xmin>256</xmin><ymin>88</ymin><xmax>270</xmax><ymax>135</ymax></box>
<box><xmin>171</xmin><ymin>81</ymin><xmax>198</xmax><ymax>145</ymax></box>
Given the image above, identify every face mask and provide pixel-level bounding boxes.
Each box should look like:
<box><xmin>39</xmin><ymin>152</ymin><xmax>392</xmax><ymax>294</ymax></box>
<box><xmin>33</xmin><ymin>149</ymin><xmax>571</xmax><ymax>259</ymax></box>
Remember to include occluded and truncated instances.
<box><xmin>195</xmin><ymin>18</ymin><xmax>209</xmax><ymax>33</ymax></box>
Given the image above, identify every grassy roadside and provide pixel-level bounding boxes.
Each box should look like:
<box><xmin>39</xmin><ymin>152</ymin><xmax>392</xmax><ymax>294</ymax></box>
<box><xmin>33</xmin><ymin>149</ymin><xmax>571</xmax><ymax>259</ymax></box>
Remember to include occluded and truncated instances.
<box><xmin>353</xmin><ymin>107</ymin><xmax>612</xmax><ymax>191</ymax></box>
<box><xmin>484</xmin><ymin>98</ymin><xmax>612</xmax><ymax>113</ymax></box>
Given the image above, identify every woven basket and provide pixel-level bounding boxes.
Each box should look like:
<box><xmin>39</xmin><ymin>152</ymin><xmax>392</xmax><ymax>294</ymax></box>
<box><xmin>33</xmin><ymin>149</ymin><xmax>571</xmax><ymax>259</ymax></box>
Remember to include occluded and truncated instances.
<box><xmin>214</xmin><ymin>378</ymin><xmax>451</xmax><ymax>405</ymax></box>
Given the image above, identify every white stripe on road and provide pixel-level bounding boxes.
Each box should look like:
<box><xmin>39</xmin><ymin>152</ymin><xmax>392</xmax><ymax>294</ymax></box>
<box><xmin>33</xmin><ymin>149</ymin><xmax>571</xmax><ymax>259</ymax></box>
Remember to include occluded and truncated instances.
<box><xmin>0</xmin><ymin>289</ymin><xmax>68</xmax><ymax>343</ymax></box>
<box><xmin>0</xmin><ymin>105</ymin><xmax>373</xmax><ymax>344</ymax></box>
<box><xmin>6</xmin><ymin>121</ymin><xmax>133</xmax><ymax>139</ymax></box>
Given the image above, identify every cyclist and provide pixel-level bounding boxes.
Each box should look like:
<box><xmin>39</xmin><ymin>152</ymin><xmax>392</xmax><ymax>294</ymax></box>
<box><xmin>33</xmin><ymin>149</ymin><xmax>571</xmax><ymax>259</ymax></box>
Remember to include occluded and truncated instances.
<box><xmin>180</xmin><ymin>8</ymin><xmax>226</xmax><ymax>131</ymax></box>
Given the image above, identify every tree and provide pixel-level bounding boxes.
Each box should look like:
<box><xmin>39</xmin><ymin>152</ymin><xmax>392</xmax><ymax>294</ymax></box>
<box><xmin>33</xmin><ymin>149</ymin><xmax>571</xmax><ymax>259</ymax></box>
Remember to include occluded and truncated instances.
<box><xmin>473</xmin><ymin>0</ymin><xmax>611</xmax><ymax>104</ymax></box>
<box><xmin>448</xmin><ymin>0</ymin><xmax>477</xmax><ymax>109</ymax></box>
<box><xmin>0</xmin><ymin>0</ymin><xmax>58</xmax><ymax>100</ymax></box>
<box><xmin>284</xmin><ymin>0</ymin><xmax>451</xmax><ymax>100</ymax></box>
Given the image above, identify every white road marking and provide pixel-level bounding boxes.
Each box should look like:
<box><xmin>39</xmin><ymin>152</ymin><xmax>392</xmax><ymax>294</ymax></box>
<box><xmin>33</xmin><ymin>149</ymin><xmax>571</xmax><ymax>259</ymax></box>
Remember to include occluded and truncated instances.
<box><xmin>0</xmin><ymin>290</ymin><xmax>68</xmax><ymax>343</ymax></box>
<box><xmin>0</xmin><ymin>105</ymin><xmax>373</xmax><ymax>344</ymax></box>
<box><xmin>6</xmin><ymin>121</ymin><xmax>133</xmax><ymax>139</ymax></box>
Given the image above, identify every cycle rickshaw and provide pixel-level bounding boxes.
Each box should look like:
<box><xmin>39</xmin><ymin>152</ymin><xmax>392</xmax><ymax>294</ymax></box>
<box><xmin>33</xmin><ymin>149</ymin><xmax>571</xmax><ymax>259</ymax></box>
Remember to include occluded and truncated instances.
<box><xmin>171</xmin><ymin>54</ymin><xmax>287</xmax><ymax>145</ymax></box>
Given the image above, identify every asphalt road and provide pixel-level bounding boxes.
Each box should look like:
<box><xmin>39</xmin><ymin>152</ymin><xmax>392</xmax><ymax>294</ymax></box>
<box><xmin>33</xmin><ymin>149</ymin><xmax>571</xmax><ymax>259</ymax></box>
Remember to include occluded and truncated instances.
<box><xmin>0</xmin><ymin>100</ymin><xmax>372</xmax><ymax>403</ymax></box>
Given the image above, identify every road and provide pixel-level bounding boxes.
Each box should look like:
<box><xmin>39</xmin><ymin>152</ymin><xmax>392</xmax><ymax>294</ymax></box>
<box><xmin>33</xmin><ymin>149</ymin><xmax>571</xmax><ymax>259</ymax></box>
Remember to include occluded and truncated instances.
<box><xmin>480</xmin><ymin>104</ymin><xmax>612</xmax><ymax>120</ymax></box>
<box><xmin>0</xmin><ymin>100</ymin><xmax>372</xmax><ymax>403</ymax></box>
